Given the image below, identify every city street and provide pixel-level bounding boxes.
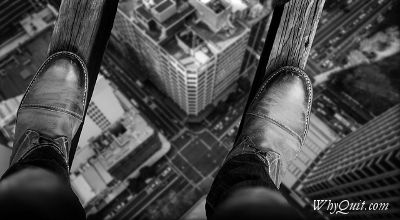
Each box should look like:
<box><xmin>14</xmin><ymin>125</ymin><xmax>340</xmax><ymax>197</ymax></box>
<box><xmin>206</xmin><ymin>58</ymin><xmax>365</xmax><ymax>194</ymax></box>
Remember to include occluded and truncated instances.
<box><xmin>98</xmin><ymin>34</ymin><xmax>252</xmax><ymax>220</ymax></box>
<box><xmin>95</xmin><ymin>1</ymin><xmax>398</xmax><ymax>218</ymax></box>
<box><xmin>0</xmin><ymin>1</ymin><xmax>398</xmax><ymax>220</ymax></box>
<box><xmin>306</xmin><ymin>0</ymin><xmax>393</xmax><ymax>76</ymax></box>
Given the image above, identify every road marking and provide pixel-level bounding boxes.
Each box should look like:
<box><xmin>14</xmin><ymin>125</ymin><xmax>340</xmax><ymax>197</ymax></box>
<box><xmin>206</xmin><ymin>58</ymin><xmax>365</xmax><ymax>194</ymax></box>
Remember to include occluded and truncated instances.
<box><xmin>178</xmin><ymin>134</ymin><xmax>195</xmax><ymax>153</ymax></box>
<box><xmin>204</xmin><ymin>129</ymin><xmax>221</xmax><ymax>143</ymax></box>
<box><xmin>178</xmin><ymin>152</ymin><xmax>205</xmax><ymax>179</ymax></box>
<box><xmin>199</xmin><ymin>139</ymin><xmax>211</xmax><ymax>150</ymax></box>
<box><xmin>166</xmin><ymin>157</ymin><xmax>196</xmax><ymax>187</ymax></box>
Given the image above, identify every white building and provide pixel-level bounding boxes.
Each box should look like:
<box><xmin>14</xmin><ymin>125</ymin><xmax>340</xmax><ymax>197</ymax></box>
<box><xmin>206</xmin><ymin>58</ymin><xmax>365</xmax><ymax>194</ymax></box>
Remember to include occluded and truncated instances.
<box><xmin>112</xmin><ymin>0</ymin><xmax>271</xmax><ymax>116</ymax></box>
<box><xmin>79</xmin><ymin>76</ymin><xmax>125</xmax><ymax>147</ymax></box>
<box><xmin>70</xmin><ymin>173</ymin><xmax>97</xmax><ymax>205</ymax></box>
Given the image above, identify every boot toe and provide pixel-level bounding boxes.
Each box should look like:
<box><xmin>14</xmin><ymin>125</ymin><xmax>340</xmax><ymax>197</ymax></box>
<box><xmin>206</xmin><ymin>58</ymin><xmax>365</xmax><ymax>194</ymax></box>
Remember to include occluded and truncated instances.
<box><xmin>247</xmin><ymin>66</ymin><xmax>312</xmax><ymax>146</ymax></box>
<box><xmin>19</xmin><ymin>51</ymin><xmax>88</xmax><ymax>121</ymax></box>
<box><xmin>11</xmin><ymin>52</ymin><xmax>88</xmax><ymax>168</ymax></box>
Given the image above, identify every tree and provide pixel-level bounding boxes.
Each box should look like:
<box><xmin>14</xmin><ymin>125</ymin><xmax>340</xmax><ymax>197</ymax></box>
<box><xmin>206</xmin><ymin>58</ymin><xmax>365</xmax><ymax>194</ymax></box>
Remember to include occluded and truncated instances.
<box><xmin>128</xmin><ymin>178</ymin><xmax>145</xmax><ymax>193</ymax></box>
<box><xmin>139</xmin><ymin>166</ymin><xmax>156</xmax><ymax>179</ymax></box>
<box><xmin>215</xmin><ymin>101</ymin><xmax>228</xmax><ymax>114</ymax></box>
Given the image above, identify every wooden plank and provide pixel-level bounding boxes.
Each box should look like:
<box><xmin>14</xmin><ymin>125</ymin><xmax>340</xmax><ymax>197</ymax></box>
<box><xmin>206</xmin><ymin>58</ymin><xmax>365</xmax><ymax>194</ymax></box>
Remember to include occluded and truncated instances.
<box><xmin>236</xmin><ymin>0</ymin><xmax>325</xmax><ymax>141</ymax></box>
<box><xmin>48</xmin><ymin>0</ymin><xmax>119</xmax><ymax>166</ymax></box>
<box><xmin>267</xmin><ymin>0</ymin><xmax>325</xmax><ymax>71</ymax></box>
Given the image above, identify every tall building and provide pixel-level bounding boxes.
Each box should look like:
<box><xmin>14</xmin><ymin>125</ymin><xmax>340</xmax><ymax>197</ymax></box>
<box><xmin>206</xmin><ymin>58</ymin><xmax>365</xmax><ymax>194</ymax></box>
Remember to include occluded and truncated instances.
<box><xmin>112</xmin><ymin>0</ymin><xmax>270</xmax><ymax>116</ymax></box>
<box><xmin>282</xmin><ymin>114</ymin><xmax>339</xmax><ymax>207</ymax></box>
<box><xmin>298</xmin><ymin>105</ymin><xmax>400</xmax><ymax>219</ymax></box>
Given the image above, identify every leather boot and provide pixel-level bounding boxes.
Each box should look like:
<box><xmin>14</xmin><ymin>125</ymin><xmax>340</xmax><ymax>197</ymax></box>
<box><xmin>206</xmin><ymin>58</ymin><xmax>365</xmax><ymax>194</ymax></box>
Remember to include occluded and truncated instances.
<box><xmin>226</xmin><ymin>66</ymin><xmax>312</xmax><ymax>188</ymax></box>
<box><xmin>10</xmin><ymin>51</ymin><xmax>88</xmax><ymax>170</ymax></box>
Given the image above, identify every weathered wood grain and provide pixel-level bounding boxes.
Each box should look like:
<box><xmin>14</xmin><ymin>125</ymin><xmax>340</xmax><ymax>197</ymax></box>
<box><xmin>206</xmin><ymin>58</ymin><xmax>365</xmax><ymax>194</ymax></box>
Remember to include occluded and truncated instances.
<box><xmin>49</xmin><ymin>0</ymin><xmax>118</xmax><ymax>64</ymax></box>
<box><xmin>236</xmin><ymin>0</ymin><xmax>325</xmax><ymax>141</ymax></box>
<box><xmin>266</xmin><ymin>0</ymin><xmax>325</xmax><ymax>71</ymax></box>
<box><xmin>48</xmin><ymin>0</ymin><xmax>118</xmax><ymax>165</ymax></box>
<box><xmin>255</xmin><ymin>0</ymin><xmax>325</xmax><ymax>86</ymax></box>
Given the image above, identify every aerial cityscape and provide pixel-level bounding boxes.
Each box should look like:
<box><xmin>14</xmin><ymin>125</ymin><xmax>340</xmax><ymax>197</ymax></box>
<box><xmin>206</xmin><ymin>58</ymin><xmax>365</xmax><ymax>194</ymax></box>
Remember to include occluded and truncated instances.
<box><xmin>0</xmin><ymin>0</ymin><xmax>399</xmax><ymax>219</ymax></box>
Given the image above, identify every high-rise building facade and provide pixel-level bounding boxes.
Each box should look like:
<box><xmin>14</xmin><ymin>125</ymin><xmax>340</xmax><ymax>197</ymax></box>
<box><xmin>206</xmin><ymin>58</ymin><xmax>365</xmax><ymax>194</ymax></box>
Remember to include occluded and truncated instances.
<box><xmin>283</xmin><ymin>114</ymin><xmax>338</xmax><ymax>187</ymax></box>
<box><xmin>298</xmin><ymin>105</ymin><xmax>400</xmax><ymax>219</ymax></box>
<box><xmin>112</xmin><ymin>0</ymin><xmax>270</xmax><ymax>116</ymax></box>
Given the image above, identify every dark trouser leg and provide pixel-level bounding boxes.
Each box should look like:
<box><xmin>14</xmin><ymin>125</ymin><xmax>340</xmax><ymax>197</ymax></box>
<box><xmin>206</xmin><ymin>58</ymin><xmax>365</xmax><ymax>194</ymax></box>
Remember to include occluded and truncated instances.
<box><xmin>206</xmin><ymin>154</ymin><xmax>301</xmax><ymax>220</ymax></box>
<box><xmin>0</xmin><ymin>52</ymin><xmax>88</xmax><ymax>220</ymax></box>
<box><xmin>0</xmin><ymin>147</ymin><xmax>85</xmax><ymax>220</ymax></box>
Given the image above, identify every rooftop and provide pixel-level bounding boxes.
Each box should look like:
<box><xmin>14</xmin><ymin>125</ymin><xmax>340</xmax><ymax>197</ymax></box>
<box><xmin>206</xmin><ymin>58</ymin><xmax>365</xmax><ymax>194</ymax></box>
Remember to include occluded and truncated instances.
<box><xmin>155</xmin><ymin>0</ymin><xmax>173</xmax><ymax>13</ymax></box>
<box><xmin>134</xmin><ymin>2</ymin><xmax>195</xmax><ymax>41</ymax></box>
<box><xmin>163</xmin><ymin>28</ymin><xmax>214</xmax><ymax>71</ymax></box>
<box><xmin>178</xmin><ymin>29</ymin><xmax>204</xmax><ymax>49</ymax></box>
<box><xmin>206</xmin><ymin>0</ymin><xmax>227</xmax><ymax>13</ymax></box>
<box><xmin>118</xmin><ymin>0</ymin><xmax>256</xmax><ymax>71</ymax></box>
<box><xmin>93</xmin><ymin>109</ymin><xmax>154</xmax><ymax>169</ymax></box>
<box><xmin>189</xmin><ymin>19</ymin><xmax>247</xmax><ymax>51</ymax></box>
<box><xmin>159</xmin><ymin>5</ymin><xmax>192</xmax><ymax>29</ymax></box>
<box><xmin>137</xmin><ymin>5</ymin><xmax>152</xmax><ymax>21</ymax></box>
<box><xmin>0</xmin><ymin>95</ymin><xmax>22</xmax><ymax>147</ymax></box>
<box><xmin>224</xmin><ymin>0</ymin><xmax>247</xmax><ymax>12</ymax></box>
<box><xmin>0</xmin><ymin>7</ymin><xmax>55</xmax><ymax>59</ymax></box>
<box><xmin>0</xmin><ymin>29</ymin><xmax>52</xmax><ymax>100</ymax></box>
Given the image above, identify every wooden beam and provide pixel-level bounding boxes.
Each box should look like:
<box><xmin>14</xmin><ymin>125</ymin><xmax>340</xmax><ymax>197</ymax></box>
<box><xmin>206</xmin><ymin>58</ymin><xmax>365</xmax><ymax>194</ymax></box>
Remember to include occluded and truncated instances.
<box><xmin>48</xmin><ymin>0</ymin><xmax>119</xmax><ymax>166</ymax></box>
<box><xmin>236</xmin><ymin>0</ymin><xmax>325</xmax><ymax>141</ymax></box>
<box><xmin>266</xmin><ymin>0</ymin><xmax>325</xmax><ymax>71</ymax></box>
